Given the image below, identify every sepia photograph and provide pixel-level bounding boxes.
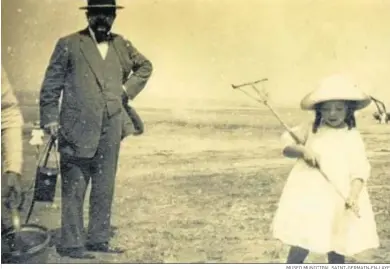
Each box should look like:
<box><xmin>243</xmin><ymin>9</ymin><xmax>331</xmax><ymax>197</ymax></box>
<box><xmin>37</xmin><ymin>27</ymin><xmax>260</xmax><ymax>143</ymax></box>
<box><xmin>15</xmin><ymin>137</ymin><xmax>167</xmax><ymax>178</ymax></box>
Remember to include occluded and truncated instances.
<box><xmin>1</xmin><ymin>0</ymin><xmax>389</xmax><ymax>265</ymax></box>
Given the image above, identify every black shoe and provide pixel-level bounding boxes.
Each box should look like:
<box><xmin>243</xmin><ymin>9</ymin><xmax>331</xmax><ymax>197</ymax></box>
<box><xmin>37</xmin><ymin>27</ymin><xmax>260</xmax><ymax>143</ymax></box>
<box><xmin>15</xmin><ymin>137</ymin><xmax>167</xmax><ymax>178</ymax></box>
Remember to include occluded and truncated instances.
<box><xmin>57</xmin><ymin>247</ymin><xmax>96</xmax><ymax>259</ymax></box>
<box><xmin>85</xmin><ymin>242</ymin><xmax>125</xmax><ymax>254</ymax></box>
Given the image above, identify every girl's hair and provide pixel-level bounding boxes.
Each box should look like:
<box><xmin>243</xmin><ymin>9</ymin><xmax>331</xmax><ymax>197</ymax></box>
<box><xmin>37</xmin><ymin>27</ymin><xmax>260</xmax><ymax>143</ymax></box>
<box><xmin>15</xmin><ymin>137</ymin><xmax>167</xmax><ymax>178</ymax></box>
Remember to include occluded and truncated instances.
<box><xmin>312</xmin><ymin>101</ymin><xmax>357</xmax><ymax>133</ymax></box>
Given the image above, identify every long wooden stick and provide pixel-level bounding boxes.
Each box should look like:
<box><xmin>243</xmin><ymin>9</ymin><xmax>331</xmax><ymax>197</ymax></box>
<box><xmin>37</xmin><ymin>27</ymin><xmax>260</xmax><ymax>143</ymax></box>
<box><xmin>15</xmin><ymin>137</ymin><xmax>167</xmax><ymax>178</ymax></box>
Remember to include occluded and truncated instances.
<box><xmin>232</xmin><ymin>81</ymin><xmax>361</xmax><ymax>218</ymax></box>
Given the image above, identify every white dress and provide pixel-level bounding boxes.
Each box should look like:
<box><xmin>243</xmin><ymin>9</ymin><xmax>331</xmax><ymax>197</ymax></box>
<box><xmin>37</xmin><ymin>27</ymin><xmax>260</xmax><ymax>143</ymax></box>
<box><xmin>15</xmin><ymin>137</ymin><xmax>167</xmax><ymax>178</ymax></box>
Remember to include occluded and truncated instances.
<box><xmin>272</xmin><ymin>121</ymin><xmax>379</xmax><ymax>256</ymax></box>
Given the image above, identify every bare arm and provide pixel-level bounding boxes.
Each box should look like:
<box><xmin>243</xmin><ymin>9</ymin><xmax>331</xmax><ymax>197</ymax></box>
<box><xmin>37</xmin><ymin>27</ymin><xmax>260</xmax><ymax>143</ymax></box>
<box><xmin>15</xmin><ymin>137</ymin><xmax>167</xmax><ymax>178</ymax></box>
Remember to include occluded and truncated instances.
<box><xmin>349</xmin><ymin>178</ymin><xmax>364</xmax><ymax>199</ymax></box>
<box><xmin>345</xmin><ymin>131</ymin><xmax>371</xmax><ymax>212</ymax></box>
<box><xmin>281</xmin><ymin>123</ymin><xmax>310</xmax><ymax>159</ymax></box>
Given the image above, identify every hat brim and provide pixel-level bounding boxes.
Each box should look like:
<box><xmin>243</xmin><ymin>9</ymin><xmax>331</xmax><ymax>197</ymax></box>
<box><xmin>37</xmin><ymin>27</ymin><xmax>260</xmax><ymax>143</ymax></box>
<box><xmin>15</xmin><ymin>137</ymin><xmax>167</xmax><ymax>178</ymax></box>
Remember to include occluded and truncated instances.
<box><xmin>300</xmin><ymin>96</ymin><xmax>372</xmax><ymax>111</ymax></box>
<box><xmin>79</xmin><ymin>5</ymin><xmax>124</xmax><ymax>9</ymax></box>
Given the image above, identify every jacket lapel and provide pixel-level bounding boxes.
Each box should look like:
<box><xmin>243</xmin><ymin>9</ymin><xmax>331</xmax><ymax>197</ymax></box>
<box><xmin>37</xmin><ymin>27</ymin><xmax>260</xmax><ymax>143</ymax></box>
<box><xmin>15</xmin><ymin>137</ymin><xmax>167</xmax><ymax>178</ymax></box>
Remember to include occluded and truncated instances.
<box><xmin>79</xmin><ymin>28</ymin><xmax>105</xmax><ymax>88</ymax></box>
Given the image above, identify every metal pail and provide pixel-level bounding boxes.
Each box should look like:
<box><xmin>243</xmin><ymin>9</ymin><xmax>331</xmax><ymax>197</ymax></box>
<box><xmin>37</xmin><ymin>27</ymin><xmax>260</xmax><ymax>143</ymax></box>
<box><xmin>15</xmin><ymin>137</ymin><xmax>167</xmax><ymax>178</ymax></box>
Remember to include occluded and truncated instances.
<box><xmin>1</xmin><ymin>224</ymin><xmax>52</xmax><ymax>264</ymax></box>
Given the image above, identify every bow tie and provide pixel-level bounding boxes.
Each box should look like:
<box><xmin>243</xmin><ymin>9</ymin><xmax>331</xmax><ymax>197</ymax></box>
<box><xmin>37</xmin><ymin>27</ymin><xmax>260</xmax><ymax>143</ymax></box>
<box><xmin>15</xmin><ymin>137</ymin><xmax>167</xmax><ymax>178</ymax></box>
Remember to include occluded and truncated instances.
<box><xmin>95</xmin><ymin>34</ymin><xmax>113</xmax><ymax>43</ymax></box>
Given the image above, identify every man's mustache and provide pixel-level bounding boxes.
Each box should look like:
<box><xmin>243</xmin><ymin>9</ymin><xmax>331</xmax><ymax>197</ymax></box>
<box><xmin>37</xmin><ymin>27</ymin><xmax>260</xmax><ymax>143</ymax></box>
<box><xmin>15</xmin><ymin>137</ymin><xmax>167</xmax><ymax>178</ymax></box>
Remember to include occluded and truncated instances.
<box><xmin>90</xmin><ymin>17</ymin><xmax>112</xmax><ymax>29</ymax></box>
<box><xmin>94</xmin><ymin>21</ymin><xmax>110</xmax><ymax>28</ymax></box>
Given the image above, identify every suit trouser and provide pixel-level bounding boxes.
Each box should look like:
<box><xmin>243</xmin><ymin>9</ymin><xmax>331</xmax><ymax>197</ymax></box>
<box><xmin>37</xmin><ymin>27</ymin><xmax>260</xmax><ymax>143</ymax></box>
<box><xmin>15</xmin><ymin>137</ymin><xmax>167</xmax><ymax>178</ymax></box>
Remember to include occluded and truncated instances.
<box><xmin>59</xmin><ymin>109</ymin><xmax>122</xmax><ymax>248</ymax></box>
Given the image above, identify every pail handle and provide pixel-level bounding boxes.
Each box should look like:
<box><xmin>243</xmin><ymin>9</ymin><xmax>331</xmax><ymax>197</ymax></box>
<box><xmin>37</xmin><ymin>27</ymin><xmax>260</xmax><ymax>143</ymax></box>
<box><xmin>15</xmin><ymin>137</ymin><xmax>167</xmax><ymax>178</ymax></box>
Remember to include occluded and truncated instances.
<box><xmin>37</xmin><ymin>135</ymin><xmax>59</xmax><ymax>170</ymax></box>
<box><xmin>24</xmin><ymin>136</ymin><xmax>60</xmax><ymax>224</ymax></box>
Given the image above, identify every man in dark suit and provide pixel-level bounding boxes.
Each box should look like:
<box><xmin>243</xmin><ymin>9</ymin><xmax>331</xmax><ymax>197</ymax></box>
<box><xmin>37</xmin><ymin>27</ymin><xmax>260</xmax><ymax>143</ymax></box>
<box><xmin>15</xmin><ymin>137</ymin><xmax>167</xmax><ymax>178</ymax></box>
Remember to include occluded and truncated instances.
<box><xmin>39</xmin><ymin>0</ymin><xmax>153</xmax><ymax>259</ymax></box>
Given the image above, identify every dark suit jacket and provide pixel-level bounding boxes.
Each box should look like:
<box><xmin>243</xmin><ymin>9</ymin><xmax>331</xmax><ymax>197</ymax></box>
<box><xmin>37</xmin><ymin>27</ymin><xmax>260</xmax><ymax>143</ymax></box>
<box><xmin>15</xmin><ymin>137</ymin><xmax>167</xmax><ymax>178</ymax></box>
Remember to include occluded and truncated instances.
<box><xmin>39</xmin><ymin>28</ymin><xmax>153</xmax><ymax>158</ymax></box>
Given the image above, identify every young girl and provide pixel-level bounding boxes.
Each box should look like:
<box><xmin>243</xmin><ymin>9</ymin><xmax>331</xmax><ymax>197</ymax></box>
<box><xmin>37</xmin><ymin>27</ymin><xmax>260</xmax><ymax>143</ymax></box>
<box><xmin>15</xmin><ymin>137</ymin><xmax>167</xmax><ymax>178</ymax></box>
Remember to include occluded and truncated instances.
<box><xmin>272</xmin><ymin>74</ymin><xmax>380</xmax><ymax>264</ymax></box>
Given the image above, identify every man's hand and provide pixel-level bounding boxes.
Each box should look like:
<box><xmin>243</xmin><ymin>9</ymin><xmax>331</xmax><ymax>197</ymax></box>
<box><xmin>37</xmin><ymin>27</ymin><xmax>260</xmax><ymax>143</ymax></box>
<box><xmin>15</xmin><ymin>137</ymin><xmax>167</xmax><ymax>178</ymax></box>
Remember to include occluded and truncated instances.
<box><xmin>44</xmin><ymin>121</ymin><xmax>60</xmax><ymax>137</ymax></box>
<box><xmin>4</xmin><ymin>171</ymin><xmax>24</xmax><ymax>210</ymax></box>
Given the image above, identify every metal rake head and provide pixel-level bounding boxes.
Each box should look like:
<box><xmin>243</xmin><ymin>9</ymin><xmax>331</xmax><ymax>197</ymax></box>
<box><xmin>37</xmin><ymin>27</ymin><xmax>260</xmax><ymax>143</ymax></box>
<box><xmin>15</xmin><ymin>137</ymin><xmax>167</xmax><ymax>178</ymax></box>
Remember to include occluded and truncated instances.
<box><xmin>231</xmin><ymin>78</ymin><xmax>269</xmax><ymax>104</ymax></box>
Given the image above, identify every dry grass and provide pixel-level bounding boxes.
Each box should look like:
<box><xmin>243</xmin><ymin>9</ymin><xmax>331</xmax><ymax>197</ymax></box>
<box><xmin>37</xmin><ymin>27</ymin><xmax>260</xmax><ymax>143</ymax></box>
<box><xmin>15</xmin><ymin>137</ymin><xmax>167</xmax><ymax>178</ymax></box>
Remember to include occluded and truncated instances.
<box><xmin>18</xmin><ymin>106</ymin><xmax>390</xmax><ymax>263</ymax></box>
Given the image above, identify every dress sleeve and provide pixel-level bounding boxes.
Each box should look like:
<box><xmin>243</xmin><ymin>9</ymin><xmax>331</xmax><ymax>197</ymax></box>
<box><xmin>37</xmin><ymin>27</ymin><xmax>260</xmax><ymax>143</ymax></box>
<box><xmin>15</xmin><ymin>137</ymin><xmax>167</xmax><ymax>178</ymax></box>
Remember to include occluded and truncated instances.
<box><xmin>349</xmin><ymin>130</ymin><xmax>371</xmax><ymax>182</ymax></box>
<box><xmin>1</xmin><ymin>68</ymin><xmax>24</xmax><ymax>174</ymax></box>
<box><xmin>280</xmin><ymin>120</ymin><xmax>312</xmax><ymax>148</ymax></box>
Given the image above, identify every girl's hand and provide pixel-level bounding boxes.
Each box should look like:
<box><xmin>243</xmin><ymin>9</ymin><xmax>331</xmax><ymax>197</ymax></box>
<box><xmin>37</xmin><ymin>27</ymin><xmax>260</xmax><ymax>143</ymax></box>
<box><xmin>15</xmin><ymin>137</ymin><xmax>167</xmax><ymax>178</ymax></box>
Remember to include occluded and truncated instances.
<box><xmin>345</xmin><ymin>194</ymin><xmax>360</xmax><ymax>214</ymax></box>
<box><xmin>302</xmin><ymin>148</ymin><xmax>320</xmax><ymax>167</ymax></box>
<box><xmin>345</xmin><ymin>178</ymin><xmax>364</xmax><ymax>216</ymax></box>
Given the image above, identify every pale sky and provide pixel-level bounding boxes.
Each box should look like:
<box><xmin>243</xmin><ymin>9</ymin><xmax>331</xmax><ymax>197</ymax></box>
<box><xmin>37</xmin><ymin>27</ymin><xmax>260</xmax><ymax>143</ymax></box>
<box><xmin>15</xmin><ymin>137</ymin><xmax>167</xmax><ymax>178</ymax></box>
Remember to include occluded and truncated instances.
<box><xmin>2</xmin><ymin>0</ymin><xmax>390</xmax><ymax>108</ymax></box>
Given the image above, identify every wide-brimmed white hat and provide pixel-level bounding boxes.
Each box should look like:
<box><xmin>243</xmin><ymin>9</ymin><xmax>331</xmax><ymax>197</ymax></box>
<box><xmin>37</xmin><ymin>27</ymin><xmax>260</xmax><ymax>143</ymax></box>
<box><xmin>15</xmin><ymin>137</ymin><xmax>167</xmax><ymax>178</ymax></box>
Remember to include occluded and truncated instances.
<box><xmin>300</xmin><ymin>74</ymin><xmax>372</xmax><ymax>110</ymax></box>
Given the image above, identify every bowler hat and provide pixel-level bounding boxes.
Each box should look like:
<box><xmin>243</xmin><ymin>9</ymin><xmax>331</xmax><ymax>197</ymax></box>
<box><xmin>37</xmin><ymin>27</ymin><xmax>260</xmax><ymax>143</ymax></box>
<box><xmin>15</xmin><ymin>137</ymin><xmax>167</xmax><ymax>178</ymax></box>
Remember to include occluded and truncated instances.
<box><xmin>79</xmin><ymin>0</ymin><xmax>124</xmax><ymax>10</ymax></box>
<box><xmin>300</xmin><ymin>74</ymin><xmax>371</xmax><ymax>111</ymax></box>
